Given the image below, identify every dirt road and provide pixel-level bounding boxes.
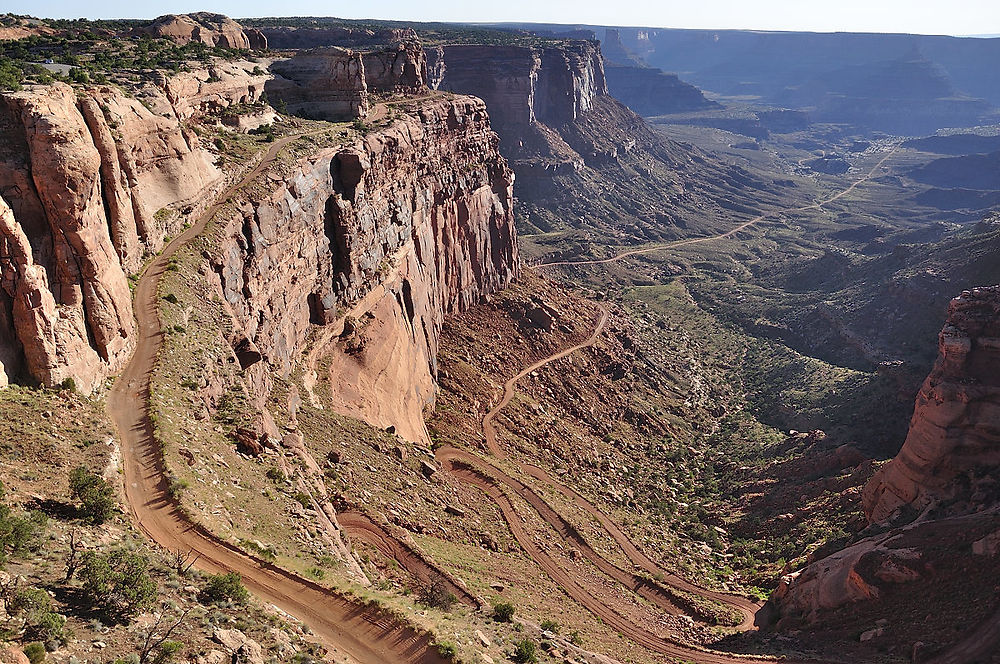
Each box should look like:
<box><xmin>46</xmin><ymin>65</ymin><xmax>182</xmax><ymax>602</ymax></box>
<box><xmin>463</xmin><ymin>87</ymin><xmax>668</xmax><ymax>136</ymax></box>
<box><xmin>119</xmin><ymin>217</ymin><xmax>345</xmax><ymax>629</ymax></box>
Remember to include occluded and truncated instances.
<box><xmin>535</xmin><ymin>146</ymin><xmax>898</xmax><ymax>269</ymax></box>
<box><xmin>336</xmin><ymin>511</ymin><xmax>480</xmax><ymax>609</ymax></box>
<box><xmin>107</xmin><ymin>131</ymin><xmax>447</xmax><ymax>664</ymax></box>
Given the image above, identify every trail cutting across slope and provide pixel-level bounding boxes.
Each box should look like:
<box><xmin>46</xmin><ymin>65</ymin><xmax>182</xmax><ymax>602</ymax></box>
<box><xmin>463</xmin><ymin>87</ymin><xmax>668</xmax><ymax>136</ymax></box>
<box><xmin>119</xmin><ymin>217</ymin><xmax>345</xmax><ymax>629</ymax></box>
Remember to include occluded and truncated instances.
<box><xmin>336</xmin><ymin>511</ymin><xmax>481</xmax><ymax>608</ymax></box>
<box><xmin>107</xmin><ymin>129</ymin><xmax>447</xmax><ymax>664</ymax></box>
<box><xmin>423</xmin><ymin>148</ymin><xmax>906</xmax><ymax>661</ymax></box>
<box><xmin>535</xmin><ymin>145</ymin><xmax>898</xmax><ymax>268</ymax></box>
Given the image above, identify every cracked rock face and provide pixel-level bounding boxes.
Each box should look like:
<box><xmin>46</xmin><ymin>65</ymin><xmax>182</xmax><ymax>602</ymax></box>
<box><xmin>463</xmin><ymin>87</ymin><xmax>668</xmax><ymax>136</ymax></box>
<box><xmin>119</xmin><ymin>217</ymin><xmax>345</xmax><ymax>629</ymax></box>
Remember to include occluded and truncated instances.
<box><xmin>211</xmin><ymin>96</ymin><xmax>517</xmax><ymax>443</ymax></box>
<box><xmin>863</xmin><ymin>286</ymin><xmax>1000</xmax><ymax>523</ymax></box>
<box><xmin>0</xmin><ymin>75</ymin><xmax>245</xmax><ymax>391</ymax></box>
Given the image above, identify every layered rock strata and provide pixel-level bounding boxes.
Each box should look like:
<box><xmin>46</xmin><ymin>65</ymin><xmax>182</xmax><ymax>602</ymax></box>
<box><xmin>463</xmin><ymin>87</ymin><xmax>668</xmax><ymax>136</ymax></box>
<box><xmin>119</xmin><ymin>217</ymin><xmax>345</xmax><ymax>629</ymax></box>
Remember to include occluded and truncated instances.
<box><xmin>267</xmin><ymin>44</ymin><xmax>427</xmax><ymax>121</ymax></box>
<box><xmin>0</xmin><ymin>72</ymin><xmax>256</xmax><ymax>391</ymax></box>
<box><xmin>426</xmin><ymin>42</ymin><xmax>607</xmax><ymax>158</ymax></box>
<box><xmin>864</xmin><ymin>286</ymin><xmax>1000</xmax><ymax>523</ymax></box>
<box><xmin>764</xmin><ymin>286</ymin><xmax>1000</xmax><ymax>634</ymax></box>
<box><xmin>211</xmin><ymin>95</ymin><xmax>517</xmax><ymax>442</ymax></box>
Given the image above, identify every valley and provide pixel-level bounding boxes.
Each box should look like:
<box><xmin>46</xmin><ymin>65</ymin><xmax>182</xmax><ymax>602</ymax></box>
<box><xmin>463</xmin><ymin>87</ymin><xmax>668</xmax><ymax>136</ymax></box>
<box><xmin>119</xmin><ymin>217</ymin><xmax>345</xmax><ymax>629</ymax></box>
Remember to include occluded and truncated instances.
<box><xmin>0</xmin><ymin>10</ymin><xmax>998</xmax><ymax>664</ymax></box>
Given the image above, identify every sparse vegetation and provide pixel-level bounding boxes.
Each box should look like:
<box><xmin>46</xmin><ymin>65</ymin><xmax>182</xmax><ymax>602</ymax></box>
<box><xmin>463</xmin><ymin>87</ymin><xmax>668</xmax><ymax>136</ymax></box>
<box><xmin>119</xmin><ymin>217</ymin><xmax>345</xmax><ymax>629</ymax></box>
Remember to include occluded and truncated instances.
<box><xmin>198</xmin><ymin>572</ymin><xmax>249</xmax><ymax>606</ymax></box>
<box><xmin>68</xmin><ymin>466</ymin><xmax>115</xmax><ymax>524</ymax></box>
<box><xmin>492</xmin><ymin>601</ymin><xmax>515</xmax><ymax>622</ymax></box>
<box><xmin>511</xmin><ymin>638</ymin><xmax>538</xmax><ymax>664</ymax></box>
<box><xmin>418</xmin><ymin>579</ymin><xmax>456</xmax><ymax>611</ymax></box>
<box><xmin>0</xmin><ymin>481</ymin><xmax>47</xmax><ymax>563</ymax></box>
<box><xmin>79</xmin><ymin>549</ymin><xmax>158</xmax><ymax>622</ymax></box>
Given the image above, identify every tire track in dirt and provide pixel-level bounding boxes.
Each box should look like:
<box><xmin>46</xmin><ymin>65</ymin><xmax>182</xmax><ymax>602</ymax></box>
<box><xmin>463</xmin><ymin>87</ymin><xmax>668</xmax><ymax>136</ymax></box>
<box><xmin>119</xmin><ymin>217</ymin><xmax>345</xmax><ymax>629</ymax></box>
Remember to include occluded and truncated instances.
<box><xmin>108</xmin><ymin>128</ymin><xmax>448</xmax><ymax>664</ymax></box>
<box><xmin>436</xmin><ymin>449</ymin><xmax>822</xmax><ymax>663</ymax></box>
<box><xmin>337</xmin><ymin>511</ymin><xmax>481</xmax><ymax>609</ymax></box>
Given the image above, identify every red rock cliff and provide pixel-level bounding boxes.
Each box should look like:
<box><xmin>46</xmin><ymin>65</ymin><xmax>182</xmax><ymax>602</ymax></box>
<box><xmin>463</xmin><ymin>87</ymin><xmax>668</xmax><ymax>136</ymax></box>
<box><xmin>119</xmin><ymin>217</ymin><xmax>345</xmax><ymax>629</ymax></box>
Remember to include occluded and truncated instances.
<box><xmin>426</xmin><ymin>41</ymin><xmax>607</xmax><ymax>158</ymax></box>
<box><xmin>209</xmin><ymin>95</ymin><xmax>517</xmax><ymax>442</ymax></box>
<box><xmin>0</xmin><ymin>65</ymin><xmax>269</xmax><ymax>392</ymax></box>
<box><xmin>864</xmin><ymin>286</ymin><xmax>1000</xmax><ymax>523</ymax></box>
<box><xmin>267</xmin><ymin>43</ymin><xmax>427</xmax><ymax>121</ymax></box>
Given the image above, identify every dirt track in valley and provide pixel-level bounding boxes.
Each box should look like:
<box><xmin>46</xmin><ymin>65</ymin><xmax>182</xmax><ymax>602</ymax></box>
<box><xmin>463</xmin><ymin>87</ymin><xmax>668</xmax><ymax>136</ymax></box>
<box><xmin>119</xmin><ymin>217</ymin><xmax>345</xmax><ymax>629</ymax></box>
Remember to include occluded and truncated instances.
<box><xmin>108</xmin><ymin>129</ymin><xmax>448</xmax><ymax>664</ymax></box>
<box><xmin>535</xmin><ymin>146</ymin><xmax>899</xmax><ymax>269</ymax></box>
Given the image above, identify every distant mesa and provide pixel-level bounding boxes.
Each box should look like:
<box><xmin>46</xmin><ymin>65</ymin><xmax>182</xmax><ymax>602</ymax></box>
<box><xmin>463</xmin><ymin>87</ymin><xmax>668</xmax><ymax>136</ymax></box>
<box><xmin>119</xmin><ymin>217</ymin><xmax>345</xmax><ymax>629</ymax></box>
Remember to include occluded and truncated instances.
<box><xmin>135</xmin><ymin>13</ymin><xmax>267</xmax><ymax>50</ymax></box>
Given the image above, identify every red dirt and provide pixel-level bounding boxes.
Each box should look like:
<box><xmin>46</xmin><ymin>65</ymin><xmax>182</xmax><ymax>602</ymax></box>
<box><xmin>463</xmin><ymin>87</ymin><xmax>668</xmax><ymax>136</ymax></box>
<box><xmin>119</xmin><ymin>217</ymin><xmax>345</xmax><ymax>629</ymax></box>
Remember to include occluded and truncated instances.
<box><xmin>337</xmin><ymin>510</ymin><xmax>481</xmax><ymax>609</ymax></box>
<box><xmin>107</xmin><ymin>130</ymin><xmax>448</xmax><ymax>664</ymax></box>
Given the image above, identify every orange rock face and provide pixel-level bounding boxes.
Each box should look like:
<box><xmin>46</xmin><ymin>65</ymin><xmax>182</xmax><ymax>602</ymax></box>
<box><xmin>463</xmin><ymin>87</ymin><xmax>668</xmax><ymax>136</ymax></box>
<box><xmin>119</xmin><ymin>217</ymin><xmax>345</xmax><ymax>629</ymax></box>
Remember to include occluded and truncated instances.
<box><xmin>266</xmin><ymin>43</ymin><xmax>427</xmax><ymax>121</ymax></box>
<box><xmin>0</xmin><ymin>76</ymin><xmax>237</xmax><ymax>391</ymax></box>
<box><xmin>137</xmin><ymin>13</ymin><xmax>267</xmax><ymax>50</ymax></box>
<box><xmin>210</xmin><ymin>96</ymin><xmax>517</xmax><ymax>443</ymax></box>
<box><xmin>863</xmin><ymin>286</ymin><xmax>1000</xmax><ymax>523</ymax></box>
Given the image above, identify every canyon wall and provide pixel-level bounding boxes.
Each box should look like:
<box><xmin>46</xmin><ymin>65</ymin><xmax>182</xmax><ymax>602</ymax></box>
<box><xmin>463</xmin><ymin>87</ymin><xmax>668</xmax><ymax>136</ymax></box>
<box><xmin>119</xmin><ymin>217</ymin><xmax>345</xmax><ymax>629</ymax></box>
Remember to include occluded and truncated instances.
<box><xmin>210</xmin><ymin>95</ymin><xmax>517</xmax><ymax>442</ymax></box>
<box><xmin>426</xmin><ymin>41</ymin><xmax>607</xmax><ymax>160</ymax></box>
<box><xmin>0</xmin><ymin>64</ymin><xmax>270</xmax><ymax>392</ymax></box>
<box><xmin>267</xmin><ymin>44</ymin><xmax>427</xmax><ymax>121</ymax></box>
<box><xmin>764</xmin><ymin>286</ymin><xmax>1000</xmax><ymax>632</ymax></box>
<box><xmin>863</xmin><ymin>286</ymin><xmax>1000</xmax><ymax>523</ymax></box>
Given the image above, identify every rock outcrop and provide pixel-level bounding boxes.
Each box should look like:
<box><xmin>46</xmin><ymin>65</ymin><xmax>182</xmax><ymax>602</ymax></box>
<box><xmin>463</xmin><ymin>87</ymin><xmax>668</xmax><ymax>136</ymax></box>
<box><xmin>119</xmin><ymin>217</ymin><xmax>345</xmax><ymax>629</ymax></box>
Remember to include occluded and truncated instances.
<box><xmin>0</xmin><ymin>71</ymin><xmax>255</xmax><ymax>391</ymax></box>
<box><xmin>267</xmin><ymin>44</ymin><xmax>427</xmax><ymax>121</ymax></box>
<box><xmin>268</xmin><ymin>48</ymin><xmax>370</xmax><ymax>120</ymax></box>
<box><xmin>764</xmin><ymin>287</ymin><xmax>1000</xmax><ymax>642</ymax></box>
<box><xmin>136</xmin><ymin>13</ymin><xmax>267</xmax><ymax>50</ymax></box>
<box><xmin>210</xmin><ymin>95</ymin><xmax>517</xmax><ymax>443</ymax></box>
<box><xmin>864</xmin><ymin>286</ymin><xmax>1000</xmax><ymax>523</ymax></box>
<box><xmin>426</xmin><ymin>41</ymin><xmax>607</xmax><ymax>157</ymax></box>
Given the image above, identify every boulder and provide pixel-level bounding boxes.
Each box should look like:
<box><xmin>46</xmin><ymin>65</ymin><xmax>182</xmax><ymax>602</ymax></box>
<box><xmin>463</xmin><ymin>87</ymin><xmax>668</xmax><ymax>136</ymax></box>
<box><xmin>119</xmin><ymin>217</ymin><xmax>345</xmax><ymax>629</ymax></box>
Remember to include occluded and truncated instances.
<box><xmin>213</xmin><ymin>629</ymin><xmax>265</xmax><ymax>664</ymax></box>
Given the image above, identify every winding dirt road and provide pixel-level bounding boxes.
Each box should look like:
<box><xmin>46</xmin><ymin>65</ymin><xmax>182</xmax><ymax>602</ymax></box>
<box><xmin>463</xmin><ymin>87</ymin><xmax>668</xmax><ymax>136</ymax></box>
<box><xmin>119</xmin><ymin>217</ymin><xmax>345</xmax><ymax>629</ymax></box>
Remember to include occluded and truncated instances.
<box><xmin>535</xmin><ymin>146</ymin><xmax>898</xmax><ymax>269</ymax></box>
<box><xmin>336</xmin><ymin>511</ymin><xmax>480</xmax><ymax>609</ymax></box>
<box><xmin>108</xmin><ymin>132</ymin><xmax>447</xmax><ymax>664</ymax></box>
<box><xmin>419</xmin><ymin>148</ymin><xmax>906</xmax><ymax>661</ymax></box>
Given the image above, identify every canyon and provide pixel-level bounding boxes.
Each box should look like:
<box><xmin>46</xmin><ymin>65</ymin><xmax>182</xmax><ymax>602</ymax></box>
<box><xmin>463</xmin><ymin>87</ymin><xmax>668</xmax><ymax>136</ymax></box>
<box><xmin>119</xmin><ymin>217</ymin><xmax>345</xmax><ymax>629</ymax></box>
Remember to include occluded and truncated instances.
<box><xmin>1</xmin><ymin>11</ymin><xmax>999</xmax><ymax>664</ymax></box>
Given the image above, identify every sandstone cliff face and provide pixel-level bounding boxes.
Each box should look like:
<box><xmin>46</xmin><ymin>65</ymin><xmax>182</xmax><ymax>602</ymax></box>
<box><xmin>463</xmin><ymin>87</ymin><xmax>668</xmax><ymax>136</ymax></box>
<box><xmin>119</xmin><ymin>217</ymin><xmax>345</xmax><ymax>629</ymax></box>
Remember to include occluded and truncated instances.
<box><xmin>764</xmin><ymin>287</ymin><xmax>1000</xmax><ymax>637</ymax></box>
<box><xmin>268</xmin><ymin>49</ymin><xmax>370</xmax><ymax>121</ymax></box>
<box><xmin>426</xmin><ymin>41</ymin><xmax>607</xmax><ymax>158</ymax></box>
<box><xmin>864</xmin><ymin>286</ymin><xmax>1000</xmax><ymax>523</ymax></box>
<box><xmin>211</xmin><ymin>96</ymin><xmax>517</xmax><ymax>443</ymax></box>
<box><xmin>0</xmin><ymin>75</ymin><xmax>244</xmax><ymax>391</ymax></box>
<box><xmin>267</xmin><ymin>44</ymin><xmax>427</xmax><ymax>121</ymax></box>
<box><xmin>137</xmin><ymin>13</ymin><xmax>267</xmax><ymax>50</ymax></box>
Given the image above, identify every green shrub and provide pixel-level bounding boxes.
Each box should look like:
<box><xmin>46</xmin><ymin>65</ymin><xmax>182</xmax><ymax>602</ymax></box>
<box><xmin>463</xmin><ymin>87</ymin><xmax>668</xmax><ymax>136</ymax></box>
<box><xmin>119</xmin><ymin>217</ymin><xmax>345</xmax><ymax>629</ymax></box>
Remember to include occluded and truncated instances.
<box><xmin>9</xmin><ymin>588</ymin><xmax>68</xmax><ymax>646</ymax></box>
<box><xmin>492</xmin><ymin>601</ymin><xmax>515</xmax><ymax>622</ymax></box>
<box><xmin>418</xmin><ymin>579</ymin><xmax>456</xmax><ymax>611</ymax></box>
<box><xmin>0</xmin><ymin>481</ymin><xmax>47</xmax><ymax>563</ymax></box>
<box><xmin>511</xmin><ymin>639</ymin><xmax>537</xmax><ymax>664</ymax></box>
<box><xmin>163</xmin><ymin>293</ymin><xmax>178</xmax><ymax>304</ymax></box>
<box><xmin>152</xmin><ymin>639</ymin><xmax>183</xmax><ymax>664</ymax></box>
<box><xmin>539</xmin><ymin>618</ymin><xmax>560</xmax><ymax>634</ymax></box>
<box><xmin>435</xmin><ymin>642</ymin><xmax>456</xmax><ymax>659</ymax></box>
<box><xmin>69</xmin><ymin>466</ymin><xmax>115</xmax><ymax>524</ymax></box>
<box><xmin>198</xmin><ymin>572</ymin><xmax>249</xmax><ymax>606</ymax></box>
<box><xmin>79</xmin><ymin>549</ymin><xmax>158</xmax><ymax>622</ymax></box>
<box><xmin>23</xmin><ymin>643</ymin><xmax>45</xmax><ymax>664</ymax></box>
